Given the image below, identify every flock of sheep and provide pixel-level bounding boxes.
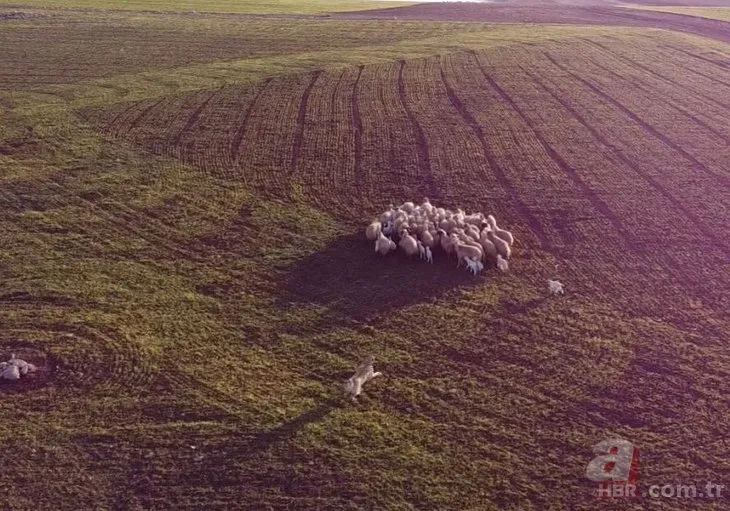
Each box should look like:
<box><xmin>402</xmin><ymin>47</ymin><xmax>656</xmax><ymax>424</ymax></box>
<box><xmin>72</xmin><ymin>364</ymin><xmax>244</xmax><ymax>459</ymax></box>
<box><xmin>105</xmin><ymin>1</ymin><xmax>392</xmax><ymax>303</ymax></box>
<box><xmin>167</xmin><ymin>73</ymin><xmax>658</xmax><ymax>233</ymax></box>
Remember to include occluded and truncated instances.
<box><xmin>0</xmin><ymin>354</ymin><xmax>37</xmax><ymax>381</ymax></box>
<box><xmin>366</xmin><ymin>198</ymin><xmax>514</xmax><ymax>274</ymax></box>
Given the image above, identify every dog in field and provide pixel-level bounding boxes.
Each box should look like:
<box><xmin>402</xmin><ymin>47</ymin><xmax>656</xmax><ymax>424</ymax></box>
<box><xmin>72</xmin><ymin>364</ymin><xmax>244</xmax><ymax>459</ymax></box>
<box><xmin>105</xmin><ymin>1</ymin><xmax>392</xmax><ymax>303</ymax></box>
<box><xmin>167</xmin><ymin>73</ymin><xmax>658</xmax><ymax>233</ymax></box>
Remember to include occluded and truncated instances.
<box><xmin>344</xmin><ymin>355</ymin><xmax>381</xmax><ymax>401</ymax></box>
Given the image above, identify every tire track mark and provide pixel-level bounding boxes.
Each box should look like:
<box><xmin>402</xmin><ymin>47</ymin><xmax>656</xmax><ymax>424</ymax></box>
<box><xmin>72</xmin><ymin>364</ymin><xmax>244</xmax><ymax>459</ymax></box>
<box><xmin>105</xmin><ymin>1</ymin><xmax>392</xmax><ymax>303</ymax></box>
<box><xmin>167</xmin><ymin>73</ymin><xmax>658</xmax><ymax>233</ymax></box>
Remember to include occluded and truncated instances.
<box><xmin>42</xmin><ymin>175</ymin><xmax>202</xmax><ymax>261</ymax></box>
<box><xmin>100</xmin><ymin>101</ymin><xmax>139</xmax><ymax>133</ymax></box>
<box><xmin>585</xmin><ymin>58</ymin><xmax>729</xmax><ymax>142</ymax></box>
<box><xmin>171</xmin><ymin>88</ymin><xmax>219</xmax><ymax>148</ymax></box>
<box><xmin>124</xmin><ymin>96</ymin><xmax>167</xmax><ymax>136</ymax></box>
<box><xmin>579</xmin><ymin>38</ymin><xmax>730</xmax><ymax>111</ymax></box>
<box><xmin>662</xmin><ymin>44</ymin><xmax>730</xmax><ymax>73</ymax></box>
<box><xmin>469</xmin><ymin>51</ymin><xmax>636</xmax><ymax>252</ymax></box>
<box><xmin>439</xmin><ymin>57</ymin><xmax>550</xmax><ymax>249</ymax></box>
<box><xmin>545</xmin><ymin>53</ymin><xmax>730</xmax><ymax>189</ymax></box>
<box><xmin>677</xmin><ymin>61</ymin><xmax>730</xmax><ymax>88</ymax></box>
<box><xmin>352</xmin><ymin>65</ymin><xmax>365</xmax><ymax>196</ymax></box>
<box><xmin>291</xmin><ymin>70</ymin><xmax>322</xmax><ymax>170</ymax></box>
<box><xmin>534</xmin><ymin>56</ymin><xmax>730</xmax><ymax>257</ymax></box>
<box><xmin>397</xmin><ymin>59</ymin><xmax>438</xmax><ymax>200</ymax></box>
<box><xmin>230</xmin><ymin>78</ymin><xmax>272</xmax><ymax>162</ymax></box>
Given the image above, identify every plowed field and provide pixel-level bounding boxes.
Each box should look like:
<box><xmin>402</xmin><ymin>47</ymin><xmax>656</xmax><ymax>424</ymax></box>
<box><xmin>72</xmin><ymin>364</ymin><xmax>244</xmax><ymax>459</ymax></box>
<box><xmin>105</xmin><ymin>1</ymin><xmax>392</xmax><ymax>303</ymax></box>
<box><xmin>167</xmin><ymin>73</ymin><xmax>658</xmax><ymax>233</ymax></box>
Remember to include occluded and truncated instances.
<box><xmin>1</xmin><ymin>2</ymin><xmax>729</xmax><ymax>509</ymax></box>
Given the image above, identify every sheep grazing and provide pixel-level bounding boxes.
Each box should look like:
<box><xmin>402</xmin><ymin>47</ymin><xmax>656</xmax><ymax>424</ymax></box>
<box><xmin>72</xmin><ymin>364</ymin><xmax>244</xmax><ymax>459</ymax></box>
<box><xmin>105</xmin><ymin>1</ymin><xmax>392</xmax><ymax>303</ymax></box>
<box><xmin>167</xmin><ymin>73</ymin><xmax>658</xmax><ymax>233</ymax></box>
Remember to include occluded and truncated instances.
<box><xmin>398</xmin><ymin>229</ymin><xmax>419</xmax><ymax>257</ymax></box>
<box><xmin>366</xmin><ymin>200</ymin><xmax>516</xmax><ymax>274</ymax></box>
<box><xmin>465</xmin><ymin>224</ymin><xmax>481</xmax><ymax>242</ymax></box>
<box><xmin>375</xmin><ymin>232</ymin><xmax>396</xmax><ymax>256</ymax></box>
<box><xmin>365</xmin><ymin>221</ymin><xmax>382</xmax><ymax>241</ymax></box>
<box><xmin>344</xmin><ymin>355</ymin><xmax>382</xmax><ymax>401</ymax></box>
<box><xmin>420</xmin><ymin>229</ymin><xmax>435</xmax><ymax>248</ymax></box>
<box><xmin>454</xmin><ymin>239</ymin><xmax>483</xmax><ymax>269</ymax></box>
<box><xmin>486</xmin><ymin>215</ymin><xmax>514</xmax><ymax>246</ymax></box>
<box><xmin>487</xmin><ymin>230</ymin><xmax>511</xmax><ymax>260</ymax></box>
<box><xmin>548</xmin><ymin>279</ymin><xmax>565</xmax><ymax>295</ymax></box>
<box><xmin>496</xmin><ymin>254</ymin><xmax>509</xmax><ymax>273</ymax></box>
<box><xmin>400</xmin><ymin>201</ymin><xmax>415</xmax><ymax>214</ymax></box>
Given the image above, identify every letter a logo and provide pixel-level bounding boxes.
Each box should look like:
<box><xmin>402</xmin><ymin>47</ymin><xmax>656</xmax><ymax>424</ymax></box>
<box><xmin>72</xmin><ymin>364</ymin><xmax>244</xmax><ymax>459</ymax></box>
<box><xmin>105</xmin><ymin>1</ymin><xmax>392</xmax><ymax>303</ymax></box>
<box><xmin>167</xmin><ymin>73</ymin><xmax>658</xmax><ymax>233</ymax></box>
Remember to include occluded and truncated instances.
<box><xmin>586</xmin><ymin>439</ymin><xmax>638</xmax><ymax>483</ymax></box>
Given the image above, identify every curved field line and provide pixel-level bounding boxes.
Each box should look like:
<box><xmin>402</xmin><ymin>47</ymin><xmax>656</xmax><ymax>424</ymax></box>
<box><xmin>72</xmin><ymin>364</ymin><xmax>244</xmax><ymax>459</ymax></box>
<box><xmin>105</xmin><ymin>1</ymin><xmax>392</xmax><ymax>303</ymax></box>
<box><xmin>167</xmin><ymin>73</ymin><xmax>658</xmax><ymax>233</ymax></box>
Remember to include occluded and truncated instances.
<box><xmin>102</xmin><ymin>102</ymin><xmax>141</xmax><ymax>134</ymax></box>
<box><xmin>230</xmin><ymin>78</ymin><xmax>272</xmax><ymax>162</ymax></box>
<box><xmin>585</xmin><ymin>58</ymin><xmax>729</xmax><ymax>142</ymax></box>
<box><xmin>661</xmin><ymin>44</ymin><xmax>730</xmax><ymax>72</ymax></box>
<box><xmin>171</xmin><ymin>88</ymin><xmax>219</xmax><ymax>148</ymax></box>
<box><xmin>535</xmin><ymin>55</ymin><xmax>730</xmax><ymax>258</ymax></box>
<box><xmin>123</xmin><ymin>96</ymin><xmax>168</xmax><ymax>136</ymax></box>
<box><xmin>544</xmin><ymin>53</ymin><xmax>730</xmax><ymax>190</ymax></box>
<box><xmin>291</xmin><ymin>71</ymin><xmax>322</xmax><ymax>171</ymax></box>
<box><xmin>579</xmin><ymin>38</ymin><xmax>730</xmax><ymax>111</ymax></box>
<box><xmin>41</xmin><ymin>175</ymin><xmax>200</xmax><ymax>261</ymax></box>
<box><xmin>352</xmin><ymin>65</ymin><xmax>365</xmax><ymax>197</ymax></box>
<box><xmin>438</xmin><ymin>58</ymin><xmax>550</xmax><ymax>250</ymax></box>
<box><xmin>469</xmin><ymin>51</ymin><xmax>637</xmax><ymax>252</ymax></box>
<box><xmin>663</xmin><ymin>55</ymin><xmax>730</xmax><ymax>88</ymax></box>
<box><xmin>0</xmin><ymin>324</ymin><xmax>155</xmax><ymax>392</ymax></box>
<box><xmin>397</xmin><ymin>60</ymin><xmax>437</xmax><ymax>199</ymax></box>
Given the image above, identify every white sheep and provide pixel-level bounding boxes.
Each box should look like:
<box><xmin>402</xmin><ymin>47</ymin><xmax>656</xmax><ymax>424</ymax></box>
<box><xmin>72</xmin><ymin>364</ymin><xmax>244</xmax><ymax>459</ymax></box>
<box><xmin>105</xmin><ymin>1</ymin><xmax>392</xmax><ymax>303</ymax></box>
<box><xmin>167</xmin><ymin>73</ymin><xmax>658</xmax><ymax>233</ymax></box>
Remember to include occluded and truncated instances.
<box><xmin>379</xmin><ymin>205</ymin><xmax>395</xmax><ymax>224</ymax></box>
<box><xmin>365</xmin><ymin>221</ymin><xmax>382</xmax><ymax>241</ymax></box>
<box><xmin>375</xmin><ymin>232</ymin><xmax>396</xmax><ymax>256</ymax></box>
<box><xmin>465</xmin><ymin>224</ymin><xmax>481</xmax><ymax>242</ymax></box>
<box><xmin>456</xmin><ymin>233</ymin><xmax>484</xmax><ymax>260</ymax></box>
<box><xmin>465</xmin><ymin>212</ymin><xmax>485</xmax><ymax>226</ymax></box>
<box><xmin>496</xmin><ymin>254</ymin><xmax>509</xmax><ymax>273</ymax></box>
<box><xmin>479</xmin><ymin>235</ymin><xmax>498</xmax><ymax>264</ymax></box>
<box><xmin>438</xmin><ymin>229</ymin><xmax>454</xmax><ymax>255</ymax></box>
<box><xmin>487</xmin><ymin>230</ymin><xmax>511</xmax><ymax>259</ymax></box>
<box><xmin>424</xmin><ymin>246</ymin><xmax>433</xmax><ymax>264</ymax></box>
<box><xmin>420</xmin><ymin>229</ymin><xmax>436</xmax><ymax>248</ymax></box>
<box><xmin>344</xmin><ymin>355</ymin><xmax>382</xmax><ymax>401</ymax></box>
<box><xmin>548</xmin><ymin>279</ymin><xmax>564</xmax><ymax>295</ymax></box>
<box><xmin>400</xmin><ymin>201</ymin><xmax>415</xmax><ymax>214</ymax></box>
<box><xmin>398</xmin><ymin>229</ymin><xmax>419</xmax><ymax>257</ymax></box>
<box><xmin>486</xmin><ymin>215</ymin><xmax>514</xmax><ymax>246</ymax></box>
<box><xmin>453</xmin><ymin>238</ymin><xmax>483</xmax><ymax>268</ymax></box>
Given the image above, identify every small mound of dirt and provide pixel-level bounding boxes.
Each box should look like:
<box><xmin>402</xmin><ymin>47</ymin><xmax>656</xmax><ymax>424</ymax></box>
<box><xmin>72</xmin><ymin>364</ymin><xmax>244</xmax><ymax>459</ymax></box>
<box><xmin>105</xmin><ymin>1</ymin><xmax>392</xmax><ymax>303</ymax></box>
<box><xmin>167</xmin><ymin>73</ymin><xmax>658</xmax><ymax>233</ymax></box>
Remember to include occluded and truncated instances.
<box><xmin>0</xmin><ymin>345</ymin><xmax>56</xmax><ymax>394</ymax></box>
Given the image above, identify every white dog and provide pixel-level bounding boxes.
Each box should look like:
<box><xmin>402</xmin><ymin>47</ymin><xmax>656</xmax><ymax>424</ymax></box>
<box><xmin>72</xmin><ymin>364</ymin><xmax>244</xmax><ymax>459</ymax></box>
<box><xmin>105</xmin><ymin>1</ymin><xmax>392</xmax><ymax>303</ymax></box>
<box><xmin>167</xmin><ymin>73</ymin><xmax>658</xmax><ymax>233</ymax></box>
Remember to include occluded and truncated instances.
<box><xmin>465</xmin><ymin>257</ymin><xmax>483</xmax><ymax>275</ymax></box>
<box><xmin>548</xmin><ymin>279</ymin><xmax>564</xmax><ymax>295</ymax></box>
<box><xmin>344</xmin><ymin>356</ymin><xmax>382</xmax><ymax>401</ymax></box>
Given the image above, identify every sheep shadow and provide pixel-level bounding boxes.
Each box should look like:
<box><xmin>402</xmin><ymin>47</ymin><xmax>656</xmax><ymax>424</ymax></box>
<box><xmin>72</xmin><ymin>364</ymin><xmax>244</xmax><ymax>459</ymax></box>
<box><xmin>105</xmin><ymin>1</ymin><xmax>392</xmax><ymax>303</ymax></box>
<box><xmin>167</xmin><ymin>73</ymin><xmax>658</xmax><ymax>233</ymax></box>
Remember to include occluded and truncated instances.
<box><xmin>280</xmin><ymin>233</ymin><xmax>480</xmax><ymax>321</ymax></box>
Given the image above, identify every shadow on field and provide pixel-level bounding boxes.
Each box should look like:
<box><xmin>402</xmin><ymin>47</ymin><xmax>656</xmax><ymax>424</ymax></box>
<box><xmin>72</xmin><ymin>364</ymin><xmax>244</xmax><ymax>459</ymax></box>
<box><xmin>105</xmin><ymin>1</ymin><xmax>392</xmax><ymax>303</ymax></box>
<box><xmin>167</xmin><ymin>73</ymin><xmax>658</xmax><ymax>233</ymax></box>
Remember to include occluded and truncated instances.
<box><xmin>251</xmin><ymin>398</ymin><xmax>340</xmax><ymax>449</ymax></box>
<box><xmin>281</xmin><ymin>233</ymin><xmax>479</xmax><ymax>320</ymax></box>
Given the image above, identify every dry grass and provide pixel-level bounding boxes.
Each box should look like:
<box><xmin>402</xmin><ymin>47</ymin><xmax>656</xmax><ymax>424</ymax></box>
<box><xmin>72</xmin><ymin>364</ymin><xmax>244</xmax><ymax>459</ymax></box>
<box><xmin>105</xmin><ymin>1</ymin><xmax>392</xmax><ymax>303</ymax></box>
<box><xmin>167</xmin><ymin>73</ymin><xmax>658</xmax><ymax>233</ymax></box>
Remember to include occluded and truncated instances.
<box><xmin>631</xmin><ymin>6</ymin><xmax>730</xmax><ymax>22</ymax></box>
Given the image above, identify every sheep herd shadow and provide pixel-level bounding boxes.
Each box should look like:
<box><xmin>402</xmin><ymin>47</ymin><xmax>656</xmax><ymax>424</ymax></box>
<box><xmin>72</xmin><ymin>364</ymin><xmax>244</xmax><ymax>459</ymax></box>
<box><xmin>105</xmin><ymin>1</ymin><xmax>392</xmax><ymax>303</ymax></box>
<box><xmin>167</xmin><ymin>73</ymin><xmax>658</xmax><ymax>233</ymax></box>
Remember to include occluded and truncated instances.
<box><xmin>280</xmin><ymin>233</ymin><xmax>481</xmax><ymax>321</ymax></box>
